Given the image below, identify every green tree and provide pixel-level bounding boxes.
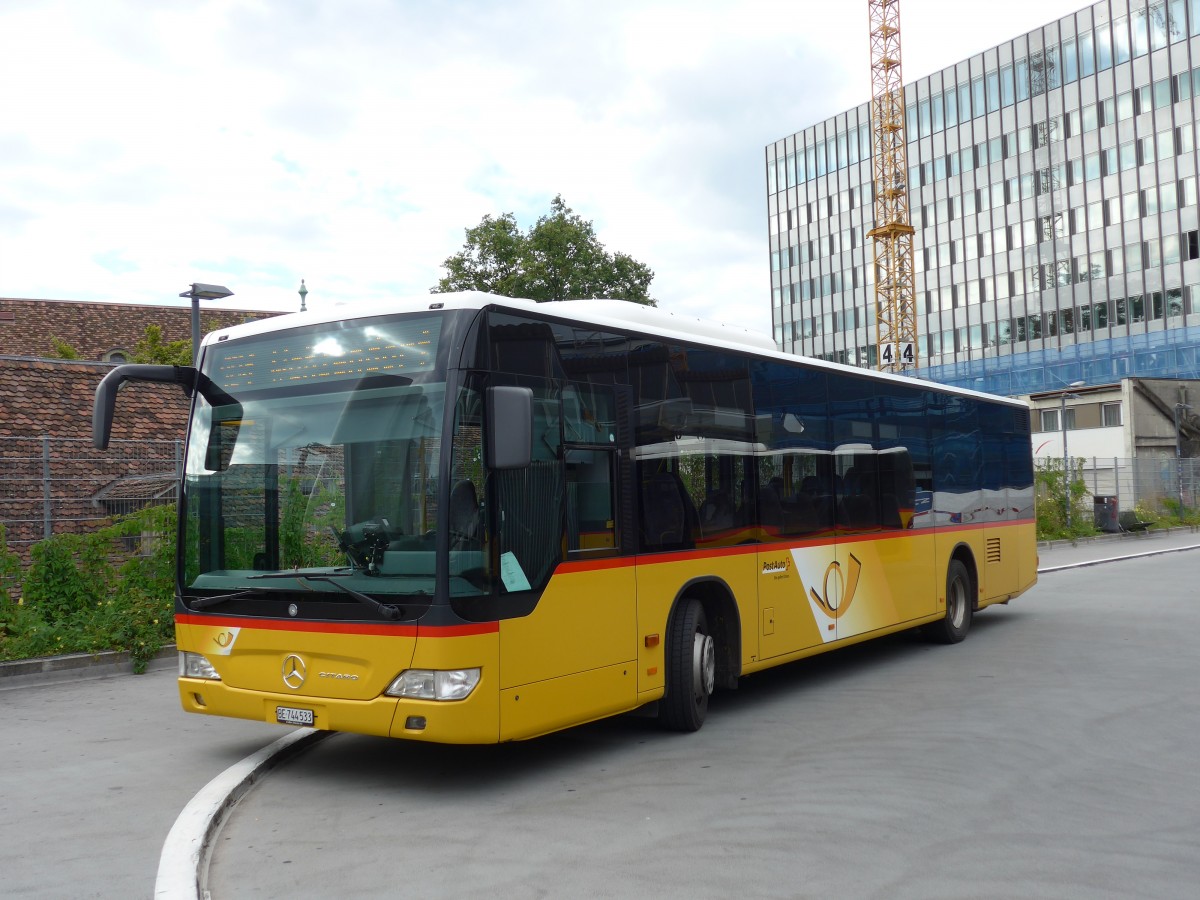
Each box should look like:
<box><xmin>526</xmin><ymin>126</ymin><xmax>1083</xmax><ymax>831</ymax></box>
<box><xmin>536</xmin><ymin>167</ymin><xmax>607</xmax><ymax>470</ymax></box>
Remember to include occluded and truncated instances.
<box><xmin>132</xmin><ymin>324</ymin><xmax>192</xmax><ymax>365</ymax></box>
<box><xmin>433</xmin><ymin>195</ymin><xmax>655</xmax><ymax>305</ymax></box>
<box><xmin>50</xmin><ymin>338</ymin><xmax>81</xmax><ymax>359</ymax></box>
<box><xmin>48</xmin><ymin>324</ymin><xmax>195</xmax><ymax>365</ymax></box>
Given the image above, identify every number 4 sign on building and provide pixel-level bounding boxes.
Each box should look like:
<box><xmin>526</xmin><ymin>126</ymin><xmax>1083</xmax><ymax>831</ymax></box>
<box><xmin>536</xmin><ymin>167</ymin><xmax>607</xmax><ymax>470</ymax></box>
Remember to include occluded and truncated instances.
<box><xmin>879</xmin><ymin>341</ymin><xmax>916</xmax><ymax>370</ymax></box>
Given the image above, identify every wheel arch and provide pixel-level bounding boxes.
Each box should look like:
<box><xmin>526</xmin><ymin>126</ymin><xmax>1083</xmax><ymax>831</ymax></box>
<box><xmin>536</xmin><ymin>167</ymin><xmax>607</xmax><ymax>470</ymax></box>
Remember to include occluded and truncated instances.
<box><xmin>666</xmin><ymin>577</ymin><xmax>741</xmax><ymax>691</ymax></box>
<box><xmin>947</xmin><ymin>542</ymin><xmax>979</xmax><ymax>609</ymax></box>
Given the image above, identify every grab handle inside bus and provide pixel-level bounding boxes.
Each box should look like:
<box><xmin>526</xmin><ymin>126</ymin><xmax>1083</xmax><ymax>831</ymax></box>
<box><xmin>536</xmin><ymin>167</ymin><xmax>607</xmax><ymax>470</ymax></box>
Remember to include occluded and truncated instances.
<box><xmin>487</xmin><ymin>386</ymin><xmax>533</xmax><ymax>469</ymax></box>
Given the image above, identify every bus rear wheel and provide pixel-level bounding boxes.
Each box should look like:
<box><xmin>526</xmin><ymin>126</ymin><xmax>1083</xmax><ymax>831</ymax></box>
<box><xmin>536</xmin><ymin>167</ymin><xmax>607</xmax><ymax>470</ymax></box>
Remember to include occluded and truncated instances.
<box><xmin>659</xmin><ymin>598</ymin><xmax>716</xmax><ymax>732</ymax></box>
<box><xmin>924</xmin><ymin>559</ymin><xmax>973</xmax><ymax>644</ymax></box>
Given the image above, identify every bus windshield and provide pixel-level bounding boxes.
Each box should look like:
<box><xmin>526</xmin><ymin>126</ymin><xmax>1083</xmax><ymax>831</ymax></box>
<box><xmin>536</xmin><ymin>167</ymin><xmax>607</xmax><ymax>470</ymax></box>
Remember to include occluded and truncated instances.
<box><xmin>182</xmin><ymin>315</ymin><xmax>449</xmax><ymax>600</ymax></box>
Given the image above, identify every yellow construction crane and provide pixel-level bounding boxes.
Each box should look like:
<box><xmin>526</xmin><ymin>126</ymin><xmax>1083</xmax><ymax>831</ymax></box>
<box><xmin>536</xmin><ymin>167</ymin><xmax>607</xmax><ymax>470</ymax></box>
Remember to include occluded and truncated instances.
<box><xmin>867</xmin><ymin>0</ymin><xmax>917</xmax><ymax>372</ymax></box>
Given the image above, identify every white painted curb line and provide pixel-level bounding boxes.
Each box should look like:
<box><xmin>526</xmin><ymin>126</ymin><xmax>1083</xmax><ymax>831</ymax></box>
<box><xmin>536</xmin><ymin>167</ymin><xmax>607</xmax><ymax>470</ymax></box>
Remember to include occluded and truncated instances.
<box><xmin>155</xmin><ymin>727</ymin><xmax>331</xmax><ymax>899</ymax></box>
<box><xmin>1039</xmin><ymin>542</ymin><xmax>1200</xmax><ymax>573</ymax></box>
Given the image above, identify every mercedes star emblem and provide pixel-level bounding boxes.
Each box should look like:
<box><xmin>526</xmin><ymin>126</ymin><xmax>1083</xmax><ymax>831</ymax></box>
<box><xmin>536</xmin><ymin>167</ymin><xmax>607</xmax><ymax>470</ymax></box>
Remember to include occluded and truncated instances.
<box><xmin>282</xmin><ymin>654</ymin><xmax>307</xmax><ymax>690</ymax></box>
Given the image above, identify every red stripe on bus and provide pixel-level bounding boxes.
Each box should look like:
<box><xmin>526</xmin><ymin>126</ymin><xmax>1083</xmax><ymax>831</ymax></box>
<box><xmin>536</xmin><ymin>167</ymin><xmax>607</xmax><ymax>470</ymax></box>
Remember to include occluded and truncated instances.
<box><xmin>557</xmin><ymin>518</ymin><xmax>1036</xmax><ymax>570</ymax></box>
<box><xmin>175</xmin><ymin>614</ymin><xmax>498</xmax><ymax>637</ymax></box>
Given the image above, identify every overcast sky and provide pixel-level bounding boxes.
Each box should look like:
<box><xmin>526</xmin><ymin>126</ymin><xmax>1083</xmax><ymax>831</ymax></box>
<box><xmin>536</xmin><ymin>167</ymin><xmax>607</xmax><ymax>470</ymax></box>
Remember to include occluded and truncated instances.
<box><xmin>1</xmin><ymin>0</ymin><xmax>1088</xmax><ymax>336</ymax></box>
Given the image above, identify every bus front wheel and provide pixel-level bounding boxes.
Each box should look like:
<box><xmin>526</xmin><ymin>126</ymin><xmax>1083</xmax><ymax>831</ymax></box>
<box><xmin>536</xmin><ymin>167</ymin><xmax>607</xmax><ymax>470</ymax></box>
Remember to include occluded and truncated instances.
<box><xmin>924</xmin><ymin>559</ymin><xmax>973</xmax><ymax>644</ymax></box>
<box><xmin>659</xmin><ymin>598</ymin><xmax>716</xmax><ymax>732</ymax></box>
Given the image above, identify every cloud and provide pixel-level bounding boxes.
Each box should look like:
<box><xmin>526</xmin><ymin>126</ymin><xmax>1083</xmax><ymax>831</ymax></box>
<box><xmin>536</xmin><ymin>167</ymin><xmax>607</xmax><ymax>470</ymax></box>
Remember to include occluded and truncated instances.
<box><xmin>0</xmin><ymin>0</ymin><xmax>1089</xmax><ymax>335</ymax></box>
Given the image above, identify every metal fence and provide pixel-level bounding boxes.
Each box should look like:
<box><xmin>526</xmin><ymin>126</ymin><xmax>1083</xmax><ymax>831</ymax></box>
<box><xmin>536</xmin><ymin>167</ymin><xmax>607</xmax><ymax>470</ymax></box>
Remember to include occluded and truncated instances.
<box><xmin>1043</xmin><ymin>456</ymin><xmax>1200</xmax><ymax>524</ymax></box>
<box><xmin>0</xmin><ymin>436</ymin><xmax>182</xmax><ymax>558</ymax></box>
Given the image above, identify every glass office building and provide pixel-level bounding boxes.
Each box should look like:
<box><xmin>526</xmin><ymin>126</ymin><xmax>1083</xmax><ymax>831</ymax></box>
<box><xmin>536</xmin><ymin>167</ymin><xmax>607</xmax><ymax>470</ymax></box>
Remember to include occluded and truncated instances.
<box><xmin>767</xmin><ymin>0</ymin><xmax>1200</xmax><ymax>394</ymax></box>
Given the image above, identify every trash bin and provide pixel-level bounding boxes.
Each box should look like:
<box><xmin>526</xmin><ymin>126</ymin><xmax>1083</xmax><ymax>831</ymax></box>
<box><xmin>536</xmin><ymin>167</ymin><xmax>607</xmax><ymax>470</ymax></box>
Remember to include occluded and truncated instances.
<box><xmin>1094</xmin><ymin>495</ymin><xmax>1119</xmax><ymax>532</ymax></box>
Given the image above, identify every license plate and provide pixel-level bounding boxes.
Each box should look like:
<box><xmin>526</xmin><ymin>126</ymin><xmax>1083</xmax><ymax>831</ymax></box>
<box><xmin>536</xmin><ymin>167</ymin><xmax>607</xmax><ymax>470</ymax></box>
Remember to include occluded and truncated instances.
<box><xmin>276</xmin><ymin>706</ymin><xmax>314</xmax><ymax>726</ymax></box>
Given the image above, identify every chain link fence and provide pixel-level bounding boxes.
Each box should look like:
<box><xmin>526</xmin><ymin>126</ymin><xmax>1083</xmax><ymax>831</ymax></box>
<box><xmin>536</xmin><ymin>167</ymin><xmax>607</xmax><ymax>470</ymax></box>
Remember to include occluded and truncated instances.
<box><xmin>1039</xmin><ymin>455</ymin><xmax>1200</xmax><ymax>529</ymax></box>
<box><xmin>0</xmin><ymin>436</ymin><xmax>181</xmax><ymax>559</ymax></box>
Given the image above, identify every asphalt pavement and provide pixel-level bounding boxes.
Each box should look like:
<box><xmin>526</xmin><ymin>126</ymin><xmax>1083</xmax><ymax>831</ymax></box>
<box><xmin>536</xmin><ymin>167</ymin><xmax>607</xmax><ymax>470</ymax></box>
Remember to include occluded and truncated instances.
<box><xmin>0</xmin><ymin>661</ymin><xmax>283</xmax><ymax>897</ymax></box>
<box><xmin>2</xmin><ymin>526</ymin><xmax>1198</xmax><ymax>898</ymax></box>
<box><xmin>208</xmin><ymin>542</ymin><xmax>1200</xmax><ymax>899</ymax></box>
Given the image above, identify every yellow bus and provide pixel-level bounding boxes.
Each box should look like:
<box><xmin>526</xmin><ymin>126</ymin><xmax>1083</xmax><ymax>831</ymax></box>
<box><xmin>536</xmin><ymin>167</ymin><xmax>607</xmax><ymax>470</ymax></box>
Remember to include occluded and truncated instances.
<box><xmin>93</xmin><ymin>293</ymin><xmax>1037</xmax><ymax>742</ymax></box>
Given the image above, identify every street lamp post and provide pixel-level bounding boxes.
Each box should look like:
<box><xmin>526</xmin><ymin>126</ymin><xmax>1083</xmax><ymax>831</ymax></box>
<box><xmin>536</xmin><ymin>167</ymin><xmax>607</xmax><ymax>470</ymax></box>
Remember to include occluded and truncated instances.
<box><xmin>1061</xmin><ymin>381</ymin><xmax>1085</xmax><ymax>530</ymax></box>
<box><xmin>1175</xmin><ymin>402</ymin><xmax>1193</xmax><ymax>515</ymax></box>
<box><xmin>179</xmin><ymin>282</ymin><xmax>234</xmax><ymax>365</ymax></box>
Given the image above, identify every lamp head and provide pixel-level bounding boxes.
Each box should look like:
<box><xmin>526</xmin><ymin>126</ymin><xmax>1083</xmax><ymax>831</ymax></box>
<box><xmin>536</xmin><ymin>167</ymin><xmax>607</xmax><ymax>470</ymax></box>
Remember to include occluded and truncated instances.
<box><xmin>179</xmin><ymin>282</ymin><xmax>234</xmax><ymax>301</ymax></box>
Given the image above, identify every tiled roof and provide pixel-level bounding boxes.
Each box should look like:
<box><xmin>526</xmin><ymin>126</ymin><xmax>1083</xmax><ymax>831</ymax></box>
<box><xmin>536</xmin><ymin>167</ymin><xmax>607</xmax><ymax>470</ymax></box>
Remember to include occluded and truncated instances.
<box><xmin>0</xmin><ymin>298</ymin><xmax>286</xmax><ymax>557</ymax></box>
<box><xmin>0</xmin><ymin>357</ymin><xmax>190</xmax><ymax>440</ymax></box>
<box><xmin>0</xmin><ymin>359</ymin><xmax>193</xmax><ymax>552</ymax></box>
<box><xmin>0</xmin><ymin>296</ymin><xmax>280</xmax><ymax>360</ymax></box>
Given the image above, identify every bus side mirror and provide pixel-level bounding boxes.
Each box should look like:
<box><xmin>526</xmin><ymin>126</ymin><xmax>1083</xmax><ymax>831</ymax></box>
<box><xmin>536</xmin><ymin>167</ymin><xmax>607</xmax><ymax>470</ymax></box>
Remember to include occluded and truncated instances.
<box><xmin>93</xmin><ymin>364</ymin><xmax>196</xmax><ymax>450</ymax></box>
<box><xmin>487</xmin><ymin>386</ymin><xmax>533</xmax><ymax>469</ymax></box>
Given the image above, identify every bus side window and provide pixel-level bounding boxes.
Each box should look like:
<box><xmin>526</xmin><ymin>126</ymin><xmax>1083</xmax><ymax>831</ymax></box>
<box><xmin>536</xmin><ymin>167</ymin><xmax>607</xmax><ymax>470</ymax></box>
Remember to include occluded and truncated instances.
<box><xmin>490</xmin><ymin>384</ymin><xmax>564</xmax><ymax>592</ymax></box>
<box><xmin>877</xmin><ymin>449</ymin><xmax>914</xmax><ymax>530</ymax></box>
<box><xmin>639</xmin><ymin>464</ymin><xmax>696</xmax><ymax>551</ymax></box>
<box><xmin>837</xmin><ymin>453</ymin><xmax>880</xmax><ymax>532</ymax></box>
<box><xmin>566</xmin><ymin>447</ymin><xmax>618</xmax><ymax>554</ymax></box>
<box><xmin>563</xmin><ymin>383</ymin><xmax>620</xmax><ymax>556</ymax></box>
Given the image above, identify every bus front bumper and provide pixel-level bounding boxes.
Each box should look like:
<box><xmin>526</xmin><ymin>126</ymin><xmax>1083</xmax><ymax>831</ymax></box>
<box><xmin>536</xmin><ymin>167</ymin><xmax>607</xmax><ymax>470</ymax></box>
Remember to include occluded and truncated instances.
<box><xmin>178</xmin><ymin>677</ymin><xmax>501</xmax><ymax>744</ymax></box>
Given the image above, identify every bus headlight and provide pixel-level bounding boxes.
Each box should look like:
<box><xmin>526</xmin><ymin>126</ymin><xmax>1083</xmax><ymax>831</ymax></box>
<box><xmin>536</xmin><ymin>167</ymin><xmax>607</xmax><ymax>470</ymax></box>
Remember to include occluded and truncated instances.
<box><xmin>385</xmin><ymin>668</ymin><xmax>480</xmax><ymax>701</ymax></box>
<box><xmin>179</xmin><ymin>652</ymin><xmax>222</xmax><ymax>681</ymax></box>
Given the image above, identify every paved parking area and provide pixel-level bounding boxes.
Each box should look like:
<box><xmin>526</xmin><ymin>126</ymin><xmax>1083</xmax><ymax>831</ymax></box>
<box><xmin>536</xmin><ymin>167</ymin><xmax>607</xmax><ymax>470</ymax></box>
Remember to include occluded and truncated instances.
<box><xmin>4</xmin><ymin>529</ymin><xmax>1198</xmax><ymax>897</ymax></box>
<box><xmin>207</xmin><ymin>547</ymin><xmax>1200</xmax><ymax>899</ymax></box>
<box><xmin>0</xmin><ymin>667</ymin><xmax>280</xmax><ymax>897</ymax></box>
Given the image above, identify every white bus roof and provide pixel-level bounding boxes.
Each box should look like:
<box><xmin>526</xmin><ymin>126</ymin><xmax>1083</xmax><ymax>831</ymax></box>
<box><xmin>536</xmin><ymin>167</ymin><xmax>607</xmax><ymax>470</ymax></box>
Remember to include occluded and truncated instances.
<box><xmin>202</xmin><ymin>291</ymin><xmax>1027</xmax><ymax>408</ymax></box>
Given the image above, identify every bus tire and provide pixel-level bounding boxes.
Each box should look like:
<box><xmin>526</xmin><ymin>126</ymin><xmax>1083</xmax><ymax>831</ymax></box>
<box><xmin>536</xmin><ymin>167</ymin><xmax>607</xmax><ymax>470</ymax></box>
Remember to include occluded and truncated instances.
<box><xmin>659</xmin><ymin>598</ymin><xmax>716</xmax><ymax>732</ymax></box>
<box><xmin>925</xmin><ymin>559</ymin><xmax>972</xmax><ymax>644</ymax></box>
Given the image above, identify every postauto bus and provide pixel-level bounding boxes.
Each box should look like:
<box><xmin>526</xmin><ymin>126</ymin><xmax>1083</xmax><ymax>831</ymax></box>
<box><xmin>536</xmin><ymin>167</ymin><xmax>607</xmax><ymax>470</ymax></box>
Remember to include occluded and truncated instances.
<box><xmin>93</xmin><ymin>293</ymin><xmax>1036</xmax><ymax>742</ymax></box>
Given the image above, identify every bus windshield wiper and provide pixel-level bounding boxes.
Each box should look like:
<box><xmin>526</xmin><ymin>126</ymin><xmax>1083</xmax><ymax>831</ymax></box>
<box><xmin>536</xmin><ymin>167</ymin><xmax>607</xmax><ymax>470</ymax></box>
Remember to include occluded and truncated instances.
<box><xmin>250</xmin><ymin>569</ymin><xmax>356</xmax><ymax>579</ymax></box>
<box><xmin>250</xmin><ymin>572</ymin><xmax>403</xmax><ymax>621</ymax></box>
<box><xmin>185</xmin><ymin>588</ymin><xmax>278</xmax><ymax>611</ymax></box>
<box><xmin>302</xmin><ymin>576</ymin><xmax>404</xmax><ymax>621</ymax></box>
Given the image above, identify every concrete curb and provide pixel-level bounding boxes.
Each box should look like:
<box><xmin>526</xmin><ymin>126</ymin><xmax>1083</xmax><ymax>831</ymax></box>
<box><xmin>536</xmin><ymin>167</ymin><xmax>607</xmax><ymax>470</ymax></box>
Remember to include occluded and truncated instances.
<box><xmin>1036</xmin><ymin>524</ymin><xmax>1200</xmax><ymax>552</ymax></box>
<box><xmin>155</xmin><ymin>727</ymin><xmax>333</xmax><ymax>899</ymax></box>
<box><xmin>1038</xmin><ymin>541</ymin><xmax>1200</xmax><ymax>573</ymax></box>
<box><xmin>0</xmin><ymin>646</ymin><xmax>177</xmax><ymax>690</ymax></box>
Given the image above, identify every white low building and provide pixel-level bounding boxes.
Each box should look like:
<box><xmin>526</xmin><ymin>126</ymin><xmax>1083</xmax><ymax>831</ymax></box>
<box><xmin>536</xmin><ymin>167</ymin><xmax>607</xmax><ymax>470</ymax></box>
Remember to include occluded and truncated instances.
<box><xmin>1023</xmin><ymin>378</ymin><xmax>1200</xmax><ymax>518</ymax></box>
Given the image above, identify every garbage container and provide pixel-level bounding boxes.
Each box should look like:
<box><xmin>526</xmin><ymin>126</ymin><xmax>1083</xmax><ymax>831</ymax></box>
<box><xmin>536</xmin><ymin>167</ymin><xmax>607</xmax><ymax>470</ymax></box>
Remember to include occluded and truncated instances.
<box><xmin>1094</xmin><ymin>495</ymin><xmax>1119</xmax><ymax>532</ymax></box>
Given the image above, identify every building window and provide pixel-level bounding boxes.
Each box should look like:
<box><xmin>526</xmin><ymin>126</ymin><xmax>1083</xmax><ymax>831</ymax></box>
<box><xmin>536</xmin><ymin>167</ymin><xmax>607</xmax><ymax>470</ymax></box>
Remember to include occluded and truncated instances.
<box><xmin>1168</xmin><ymin>287</ymin><xmax>1185</xmax><ymax>318</ymax></box>
<box><xmin>1155</xmin><ymin>77</ymin><xmax>1172</xmax><ymax>109</ymax></box>
<box><xmin>1040</xmin><ymin>409</ymin><xmax>1059</xmax><ymax>432</ymax></box>
<box><xmin>1101</xmin><ymin>147</ymin><xmax>1117</xmax><ymax>176</ymax></box>
<box><xmin>1102</xmin><ymin>403</ymin><xmax>1122</xmax><ymax>427</ymax></box>
<box><xmin>1117</xmin><ymin>91</ymin><xmax>1134</xmax><ymax>120</ymax></box>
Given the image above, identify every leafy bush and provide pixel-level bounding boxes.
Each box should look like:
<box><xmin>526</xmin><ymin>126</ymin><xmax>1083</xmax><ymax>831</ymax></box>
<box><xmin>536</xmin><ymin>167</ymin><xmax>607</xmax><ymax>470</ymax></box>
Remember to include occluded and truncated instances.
<box><xmin>0</xmin><ymin>507</ymin><xmax>176</xmax><ymax>672</ymax></box>
<box><xmin>0</xmin><ymin>525</ymin><xmax>19</xmax><ymax>602</ymax></box>
<box><xmin>1035</xmin><ymin>458</ymin><xmax>1097</xmax><ymax>541</ymax></box>
<box><xmin>1157</xmin><ymin>497</ymin><xmax>1200</xmax><ymax>527</ymax></box>
<box><xmin>1133</xmin><ymin>503</ymin><xmax>1162</xmax><ymax>527</ymax></box>
<box><xmin>23</xmin><ymin>533</ymin><xmax>108</xmax><ymax>624</ymax></box>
